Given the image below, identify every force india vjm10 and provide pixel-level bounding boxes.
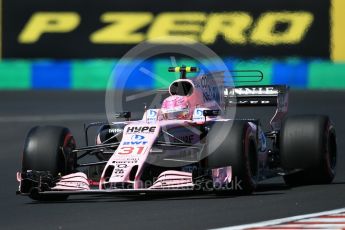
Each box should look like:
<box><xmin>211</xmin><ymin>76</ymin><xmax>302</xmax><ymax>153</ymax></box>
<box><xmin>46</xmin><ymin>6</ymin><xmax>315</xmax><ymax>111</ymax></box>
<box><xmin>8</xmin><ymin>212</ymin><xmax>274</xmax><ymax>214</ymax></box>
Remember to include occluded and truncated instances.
<box><xmin>16</xmin><ymin>66</ymin><xmax>337</xmax><ymax>201</ymax></box>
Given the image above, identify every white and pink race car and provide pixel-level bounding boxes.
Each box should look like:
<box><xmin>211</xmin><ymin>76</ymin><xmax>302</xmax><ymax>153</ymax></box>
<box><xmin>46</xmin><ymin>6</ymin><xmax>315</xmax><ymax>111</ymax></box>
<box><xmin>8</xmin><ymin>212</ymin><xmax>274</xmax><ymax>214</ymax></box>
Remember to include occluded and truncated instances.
<box><xmin>17</xmin><ymin>66</ymin><xmax>337</xmax><ymax>201</ymax></box>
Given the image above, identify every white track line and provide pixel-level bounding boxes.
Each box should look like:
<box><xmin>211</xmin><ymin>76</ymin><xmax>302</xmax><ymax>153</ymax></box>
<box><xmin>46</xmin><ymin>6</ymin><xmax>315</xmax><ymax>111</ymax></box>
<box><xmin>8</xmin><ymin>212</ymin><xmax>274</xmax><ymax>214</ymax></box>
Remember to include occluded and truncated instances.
<box><xmin>213</xmin><ymin>207</ymin><xmax>345</xmax><ymax>230</ymax></box>
<box><xmin>296</xmin><ymin>217</ymin><xmax>345</xmax><ymax>222</ymax></box>
<box><xmin>264</xmin><ymin>224</ymin><xmax>345</xmax><ymax>228</ymax></box>
<box><xmin>0</xmin><ymin>113</ymin><xmax>106</xmax><ymax>122</ymax></box>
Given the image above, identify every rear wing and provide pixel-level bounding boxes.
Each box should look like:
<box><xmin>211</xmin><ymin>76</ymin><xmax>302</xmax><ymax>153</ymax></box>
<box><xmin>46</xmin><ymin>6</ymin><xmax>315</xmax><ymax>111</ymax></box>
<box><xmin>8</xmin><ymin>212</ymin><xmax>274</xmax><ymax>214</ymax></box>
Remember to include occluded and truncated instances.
<box><xmin>224</xmin><ymin>85</ymin><xmax>288</xmax><ymax>107</ymax></box>
<box><xmin>224</xmin><ymin>85</ymin><xmax>289</xmax><ymax>130</ymax></box>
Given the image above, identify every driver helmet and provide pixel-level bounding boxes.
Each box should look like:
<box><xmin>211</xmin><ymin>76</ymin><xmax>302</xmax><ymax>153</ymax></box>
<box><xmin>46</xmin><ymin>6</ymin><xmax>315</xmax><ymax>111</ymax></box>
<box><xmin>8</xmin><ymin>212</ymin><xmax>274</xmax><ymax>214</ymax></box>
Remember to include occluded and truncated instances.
<box><xmin>161</xmin><ymin>95</ymin><xmax>190</xmax><ymax>120</ymax></box>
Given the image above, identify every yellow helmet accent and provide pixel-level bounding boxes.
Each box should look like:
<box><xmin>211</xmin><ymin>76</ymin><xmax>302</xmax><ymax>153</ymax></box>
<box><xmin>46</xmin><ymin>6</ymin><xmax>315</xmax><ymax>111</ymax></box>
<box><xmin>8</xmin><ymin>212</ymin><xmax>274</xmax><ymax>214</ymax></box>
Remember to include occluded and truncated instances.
<box><xmin>168</xmin><ymin>66</ymin><xmax>199</xmax><ymax>72</ymax></box>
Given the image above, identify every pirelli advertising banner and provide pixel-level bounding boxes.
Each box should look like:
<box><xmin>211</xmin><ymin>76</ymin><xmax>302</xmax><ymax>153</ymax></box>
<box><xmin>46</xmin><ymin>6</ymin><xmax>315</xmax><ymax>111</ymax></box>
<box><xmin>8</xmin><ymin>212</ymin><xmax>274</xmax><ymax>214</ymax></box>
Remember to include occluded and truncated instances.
<box><xmin>2</xmin><ymin>0</ymin><xmax>344</xmax><ymax>60</ymax></box>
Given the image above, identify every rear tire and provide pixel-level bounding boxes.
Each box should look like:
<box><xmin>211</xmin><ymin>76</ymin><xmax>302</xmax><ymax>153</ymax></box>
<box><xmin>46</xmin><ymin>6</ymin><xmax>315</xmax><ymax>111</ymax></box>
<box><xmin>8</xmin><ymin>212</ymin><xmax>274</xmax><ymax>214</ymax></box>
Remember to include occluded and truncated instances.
<box><xmin>280</xmin><ymin>115</ymin><xmax>337</xmax><ymax>186</ymax></box>
<box><xmin>207</xmin><ymin>121</ymin><xmax>258</xmax><ymax>194</ymax></box>
<box><xmin>22</xmin><ymin>126</ymin><xmax>76</xmax><ymax>201</ymax></box>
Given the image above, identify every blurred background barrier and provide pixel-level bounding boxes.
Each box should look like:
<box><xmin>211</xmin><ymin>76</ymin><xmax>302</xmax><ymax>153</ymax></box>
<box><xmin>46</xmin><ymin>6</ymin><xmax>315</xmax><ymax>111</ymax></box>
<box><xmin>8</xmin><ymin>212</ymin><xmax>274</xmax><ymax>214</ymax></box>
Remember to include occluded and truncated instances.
<box><xmin>0</xmin><ymin>59</ymin><xmax>344</xmax><ymax>90</ymax></box>
<box><xmin>0</xmin><ymin>0</ymin><xmax>344</xmax><ymax>89</ymax></box>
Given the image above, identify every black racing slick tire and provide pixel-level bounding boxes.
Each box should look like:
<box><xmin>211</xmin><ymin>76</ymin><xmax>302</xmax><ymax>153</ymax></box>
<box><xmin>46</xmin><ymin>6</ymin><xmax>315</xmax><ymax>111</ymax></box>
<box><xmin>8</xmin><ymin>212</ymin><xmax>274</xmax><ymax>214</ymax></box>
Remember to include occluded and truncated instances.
<box><xmin>280</xmin><ymin>115</ymin><xmax>337</xmax><ymax>186</ymax></box>
<box><xmin>207</xmin><ymin>121</ymin><xmax>258</xmax><ymax>194</ymax></box>
<box><xmin>22</xmin><ymin>126</ymin><xmax>76</xmax><ymax>201</ymax></box>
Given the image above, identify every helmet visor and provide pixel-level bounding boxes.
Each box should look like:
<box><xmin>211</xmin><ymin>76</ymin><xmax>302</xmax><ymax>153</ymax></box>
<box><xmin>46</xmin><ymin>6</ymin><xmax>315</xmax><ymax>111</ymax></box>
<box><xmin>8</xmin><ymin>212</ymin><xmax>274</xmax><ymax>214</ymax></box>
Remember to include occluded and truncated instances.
<box><xmin>162</xmin><ymin>108</ymin><xmax>190</xmax><ymax>120</ymax></box>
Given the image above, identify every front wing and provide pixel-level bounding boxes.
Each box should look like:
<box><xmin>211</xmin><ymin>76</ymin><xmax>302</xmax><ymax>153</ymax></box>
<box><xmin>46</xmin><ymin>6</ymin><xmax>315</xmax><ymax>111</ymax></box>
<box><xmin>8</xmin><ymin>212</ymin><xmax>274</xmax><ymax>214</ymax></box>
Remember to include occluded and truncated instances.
<box><xmin>17</xmin><ymin>166</ymin><xmax>232</xmax><ymax>198</ymax></box>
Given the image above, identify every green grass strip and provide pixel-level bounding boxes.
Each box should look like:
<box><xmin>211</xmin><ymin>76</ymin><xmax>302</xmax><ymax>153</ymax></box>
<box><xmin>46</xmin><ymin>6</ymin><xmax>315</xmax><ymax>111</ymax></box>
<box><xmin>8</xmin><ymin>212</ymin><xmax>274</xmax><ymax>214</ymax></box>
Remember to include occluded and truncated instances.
<box><xmin>71</xmin><ymin>60</ymin><xmax>116</xmax><ymax>90</ymax></box>
<box><xmin>309</xmin><ymin>61</ymin><xmax>345</xmax><ymax>89</ymax></box>
<box><xmin>0</xmin><ymin>61</ymin><xmax>31</xmax><ymax>89</ymax></box>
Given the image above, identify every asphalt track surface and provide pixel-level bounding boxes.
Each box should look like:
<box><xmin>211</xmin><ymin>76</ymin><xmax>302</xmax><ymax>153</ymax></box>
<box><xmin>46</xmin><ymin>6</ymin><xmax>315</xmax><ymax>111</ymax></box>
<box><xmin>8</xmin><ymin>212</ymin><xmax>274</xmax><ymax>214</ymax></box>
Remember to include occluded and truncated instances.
<box><xmin>1</xmin><ymin>90</ymin><xmax>345</xmax><ymax>230</ymax></box>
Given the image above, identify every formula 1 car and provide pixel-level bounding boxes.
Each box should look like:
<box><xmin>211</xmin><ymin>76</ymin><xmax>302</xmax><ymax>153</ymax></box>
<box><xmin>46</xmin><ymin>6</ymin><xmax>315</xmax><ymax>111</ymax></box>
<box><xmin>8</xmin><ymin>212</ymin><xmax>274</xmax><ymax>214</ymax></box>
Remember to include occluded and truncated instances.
<box><xmin>16</xmin><ymin>66</ymin><xmax>337</xmax><ymax>201</ymax></box>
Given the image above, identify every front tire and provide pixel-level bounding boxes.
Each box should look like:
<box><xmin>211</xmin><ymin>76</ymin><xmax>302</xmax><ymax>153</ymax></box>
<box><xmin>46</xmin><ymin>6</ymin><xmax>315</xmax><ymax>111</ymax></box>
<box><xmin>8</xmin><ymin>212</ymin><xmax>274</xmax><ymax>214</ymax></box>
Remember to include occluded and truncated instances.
<box><xmin>206</xmin><ymin>121</ymin><xmax>258</xmax><ymax>194</ymax></box>
<box><xmin>22</xmin><ymin>126</ymin><xmax>76</xmax><ymax>200</ymax></box>
<box><xmin>280</xmin><ymin>115</ymin><xmax>337</xmax><ymax>186</ymax></box>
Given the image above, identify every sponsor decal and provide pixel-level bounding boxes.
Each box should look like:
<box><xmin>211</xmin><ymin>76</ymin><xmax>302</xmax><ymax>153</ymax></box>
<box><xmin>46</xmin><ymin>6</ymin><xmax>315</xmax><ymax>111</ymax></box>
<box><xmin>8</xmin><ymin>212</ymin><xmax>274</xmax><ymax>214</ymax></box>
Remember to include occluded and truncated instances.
<box><xmin>225</xmin><ymin>87</ymin><xmax>279</xmax><ymax>96</ymax></box>
<box><xmin>123</xmin><ymin>134</ymin><xmax>148</xmax><ymax>145</ymax></box>
<box><xmin>113</xmin><ymin>175</ymin><xmax>124</xmax><ymax>178</ymax></box>
<box><xmin>193</xmin><ymin>108</ymin><xmax>205</xmax><ymax>121</ymax></box>
<box><xmin>116</xmin><ymin>163</ymin><xmax>128</xmax><ymax>168</ymax></box>
<box><xmin>196</xmin><ymin>109</ymin><xmax>203</xmax><ymax>116</ymax></box>
<box><xmin>113</xmin><ymin>168</ymin><xmax>125</xmax><ymax>174</ymax></box>
<box><xmin>146</xmin><ymin>109</ymin><xmax>158</xmax><ymax>122</ymax></box>
<box><xmin>131</xmin><ymin>134</ymin><xmax>145</xmax><ymax>140</ymax></box>
<box><xmin>117</xmin><ymin>146</ymin><xmax>146</xmax><ymax>154</ymax></box>
<box><xmin>123</xmin><ymin>141</ymin><xmax>148</xmax><ymax>145</ymax></box>
<box><xmin>203</xmin><ymin>87</ymin><xmax>221</xmax><ymax>103</ymax></box>
<box><xmin>108</xmin><ymin>128</ymin><xmax>123</xmax><ymax>134</ymax></box>
<box><xmin>3</xmin><ymin>0</ymin><xmax>330</xmax><ymax>58</ymax></box>
<box><xmin>113</xmin><ymin>159</ymin><xmax>139</xmax><ymax>164</ymax></box>
<box><xmin>16</xmin><ymin>12</ymin><xmax>313</xmax><ymax>46</ymax></box>
<box><xmin>196</xmin><ymin>75</ymin><xmax>221</xmax><ymax>104</ymax></box>
<box><xmin>228</xmin><ymin>99</ymin><xmax>275</xmax><ymax>105</ymax></box>
<box><xmin>126</xmin><ymin>126</ymin><xmax>156</xmax><ymax>134</ymax></box>
<box><xmin>148</xmin><ymin>110</ymin><xmax>157</xmax><ymax>117</ymax></box>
